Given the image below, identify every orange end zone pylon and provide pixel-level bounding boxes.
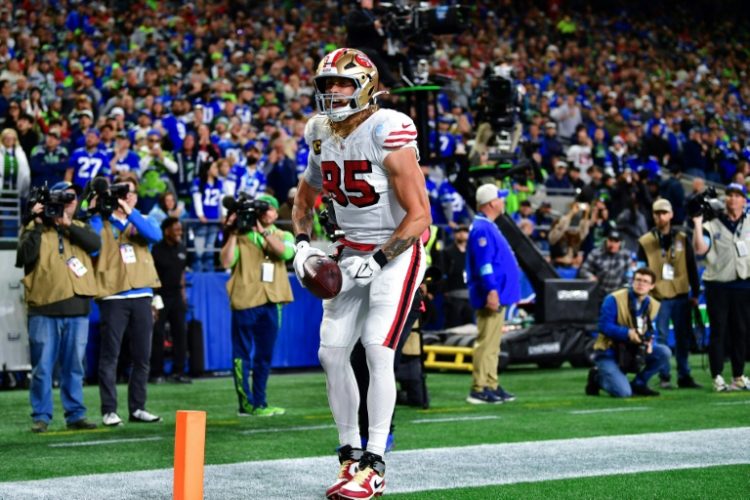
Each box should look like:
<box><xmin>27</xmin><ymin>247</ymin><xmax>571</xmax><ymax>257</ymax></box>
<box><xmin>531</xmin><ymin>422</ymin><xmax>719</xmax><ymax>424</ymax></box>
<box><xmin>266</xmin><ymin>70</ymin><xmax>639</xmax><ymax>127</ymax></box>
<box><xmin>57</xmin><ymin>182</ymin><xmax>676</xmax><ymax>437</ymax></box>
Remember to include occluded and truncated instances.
<box><xmin>173</xmin><ymin>410</ymin><xmax>207</xmax><ymax>500</ymax></box>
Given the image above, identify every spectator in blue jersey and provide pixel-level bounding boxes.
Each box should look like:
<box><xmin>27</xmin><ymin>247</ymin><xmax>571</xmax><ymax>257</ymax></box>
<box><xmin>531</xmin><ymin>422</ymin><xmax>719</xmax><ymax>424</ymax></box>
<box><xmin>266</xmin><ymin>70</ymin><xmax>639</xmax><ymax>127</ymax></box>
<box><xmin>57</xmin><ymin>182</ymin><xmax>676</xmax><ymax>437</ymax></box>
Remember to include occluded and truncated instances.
<box><xmin>226</xmin><ymin>141</ymin><xmax>267</xmax><ymax>199</ymax></box>
<box><xmin>439</xmin><ymin>178</ymin><xmax>472</xmax><ymax>230</ymax></box>
<box><xmin>158</xmin><ymin>98</ymin><xmax>188</xmax><ymax>152</ymax></box>
<box><xmin>539</xmin><ymin>121</ymin><xmax>564</xmax><ymax>173</ymax></box>
<box><xmin>29</xmin><ymin>129</ymin><xmax>69</xmax><ymax>188</ymax></box>
<box><xmin>465</xmin><ymin>184</ymin><xmax>520</xmax><ymax>405</ymax></box>
<box><xmin>66</xmin><ymin>129</ymin><xmax>110</xmax><ymax>190</ymax></box>
<box><xmin>89</xmin><ymin>172</ymin><xmax>163</xmax><ymax>426</ymax></box>
<box><xmin>429</xmin><ymin>115</ymin><xmax>463</xmax><ymax>166</ymax></box>
<box><xmin>265</xmin><ymin>133</ymin><xmax>297</xmax><ymax>200</ymax></box>
<box><xmin>545</xmin><ymin>159</ymin><xmax>572</xmax><ymax>189</ymax></box>
<box><xmin>109</xmin><ymin>131</ymin><xmax>141</xmax><ymax>177</ymax></box>
<box><xmin>190</xmin><ymin>159</ymin><xmax>223</xmax><ymax>272</ymax></box>
<box><xmin>69</xmin><ymin>109</ymin><xmax>94</xmax><ymax>149</ymax></box>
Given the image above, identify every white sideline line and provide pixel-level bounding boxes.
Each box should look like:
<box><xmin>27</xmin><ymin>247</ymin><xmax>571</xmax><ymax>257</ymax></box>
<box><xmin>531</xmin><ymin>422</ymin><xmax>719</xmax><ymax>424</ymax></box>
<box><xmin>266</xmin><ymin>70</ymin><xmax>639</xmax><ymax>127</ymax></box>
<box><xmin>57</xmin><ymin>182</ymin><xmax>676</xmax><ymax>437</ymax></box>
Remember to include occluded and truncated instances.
<box><xmin>240</xmin><ymin>424</ymin><xmax>335</xmax><ymax>435</ymax></box>
<box><xmin>713</xmin><ymin>400</ymin><xmax>750</xmax><ymax>406</ymax></box>
<box><xmin>411</xmin><ymin>415</ymin><xmax>501</xmax><ymax>424</ymax></box>
<box><xmin>3</xmin><ymin>427</ymin><xmax>748</xmax><ymax>500</ymax></box>
<box><xmin>49</xmin><ymin>436</ymin><xmax>163</xmax><ymax>448</ymax></box>
<box><xmin>570</xmin><ymin>406</ymin><xmax>650</xmax><ymax>415</ymax></box>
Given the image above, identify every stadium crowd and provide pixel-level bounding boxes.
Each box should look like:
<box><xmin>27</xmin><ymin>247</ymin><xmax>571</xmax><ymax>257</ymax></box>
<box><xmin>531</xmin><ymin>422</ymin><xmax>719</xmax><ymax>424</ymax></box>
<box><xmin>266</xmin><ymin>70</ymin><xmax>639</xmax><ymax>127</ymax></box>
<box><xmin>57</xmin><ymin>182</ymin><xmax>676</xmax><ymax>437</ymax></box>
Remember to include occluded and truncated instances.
<box><xmin>2</xmin><ymin>0</ymin><xmax>750</xmax><ymax>429</ymax></box>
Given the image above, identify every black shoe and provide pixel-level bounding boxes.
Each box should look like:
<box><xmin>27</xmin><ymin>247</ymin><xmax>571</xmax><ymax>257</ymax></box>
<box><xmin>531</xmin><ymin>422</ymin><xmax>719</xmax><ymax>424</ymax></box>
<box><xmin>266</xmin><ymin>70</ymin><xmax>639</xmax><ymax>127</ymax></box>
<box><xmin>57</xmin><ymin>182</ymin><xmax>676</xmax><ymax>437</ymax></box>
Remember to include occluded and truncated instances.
<box><xmin>168</xmin><ymin>374</ymin><xmax>193</xmax><ymax>384</ymax></box>
<box><xmin>585</xmin><ymin>367</ymin><xmax>600</xmax><ymax>396</ymax></box>
<box><xmin>67</xmin><ymin>418</ymin><xmax>97</xmax><ymax>430</ymax></box>
<box><xmin>630</xmin><ymin>382</ymin><xmax>660</xmax><ymax>397</ymax></box>
<box><xmin>678</xmin><ymin>376</ymin><xmax>703</xmax><ymax>389</ymax></box>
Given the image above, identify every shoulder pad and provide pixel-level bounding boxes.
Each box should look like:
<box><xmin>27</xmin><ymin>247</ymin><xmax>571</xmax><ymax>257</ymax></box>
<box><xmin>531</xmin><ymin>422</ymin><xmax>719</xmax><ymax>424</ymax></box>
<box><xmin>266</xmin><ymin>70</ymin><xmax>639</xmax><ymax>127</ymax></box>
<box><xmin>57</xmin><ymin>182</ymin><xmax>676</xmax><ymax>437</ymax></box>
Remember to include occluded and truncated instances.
<box><xmin>304</xmin><ymin>114</ymin><xmax>330</xmax><ymax>156</ymax></box>
<box><xmin>371</xmin><ymin>109</ymin><xmax>417</xmax><ymax>150</ymax></box>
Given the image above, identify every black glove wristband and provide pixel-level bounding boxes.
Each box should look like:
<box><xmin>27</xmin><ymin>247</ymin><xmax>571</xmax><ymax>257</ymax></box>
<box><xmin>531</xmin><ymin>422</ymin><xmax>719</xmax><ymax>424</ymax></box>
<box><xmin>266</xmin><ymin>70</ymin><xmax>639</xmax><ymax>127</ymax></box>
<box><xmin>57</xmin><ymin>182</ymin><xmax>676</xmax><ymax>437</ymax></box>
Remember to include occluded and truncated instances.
<box><xmin>373</xmin><ymin>249</ymin><xmax>388</xmax><ymax>268</ymax></box>
<box><xmin>295</xmin><ymin>233</ymin><xmax>311</xmax><ymax>244</ymax></box>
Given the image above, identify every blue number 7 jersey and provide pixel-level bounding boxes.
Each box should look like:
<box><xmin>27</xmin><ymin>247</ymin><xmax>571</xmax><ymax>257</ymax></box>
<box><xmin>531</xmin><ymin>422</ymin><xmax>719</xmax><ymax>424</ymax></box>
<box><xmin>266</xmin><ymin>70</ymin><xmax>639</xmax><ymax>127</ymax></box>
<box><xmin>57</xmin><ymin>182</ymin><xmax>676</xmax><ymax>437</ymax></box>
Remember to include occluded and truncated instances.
<box><xmin>70</xmin><ymin>147</ymin><xmax>111</xmax><ymax>188</ymax></box>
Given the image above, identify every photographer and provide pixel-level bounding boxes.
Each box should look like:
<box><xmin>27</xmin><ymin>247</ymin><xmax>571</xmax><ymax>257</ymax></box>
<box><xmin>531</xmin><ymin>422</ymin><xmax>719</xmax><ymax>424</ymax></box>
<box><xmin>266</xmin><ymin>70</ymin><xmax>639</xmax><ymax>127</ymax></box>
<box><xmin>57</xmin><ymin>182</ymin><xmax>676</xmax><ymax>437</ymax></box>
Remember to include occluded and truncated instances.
<box><xmin>586</xmin><ymin>268</ymin><xmax>671</xmax><ymax>398</ymax></box>
<box><xmin>692</xmin><ymin>183</ymin><xmax>750</xmax><ymax>392</ymax></box>
<box><xmin>89</xmin><ymin>172</ymin><xmax>164</xmax><ymax>426</ymax></box>
<box><xmin>219</xmin><ymin>193</ymin><xmax>294</xmax><ymax>416</ymax></box>
<box><xmin>637</xmin><ymin>199</ymin><xmax>701</xmax><ymax>389</ymax></box>
<box><xmin>16</xmin><ymin>182</ymin><xmax>100</xmax><ymax>432</ymax></box>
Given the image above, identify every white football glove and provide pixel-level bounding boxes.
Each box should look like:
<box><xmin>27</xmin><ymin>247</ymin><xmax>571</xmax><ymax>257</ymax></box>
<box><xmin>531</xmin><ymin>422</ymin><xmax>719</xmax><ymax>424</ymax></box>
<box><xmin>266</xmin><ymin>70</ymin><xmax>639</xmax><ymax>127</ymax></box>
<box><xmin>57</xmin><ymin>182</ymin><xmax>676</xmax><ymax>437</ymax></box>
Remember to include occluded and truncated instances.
<box><xmin>340</xmin><ymin>251</ymin><xmax>387</xmax><ymax>287</ymax></box>
<box><xmin>293</xmin><ymin>240</ymin><xmax>325</xmax><ymax>287</ymax></box>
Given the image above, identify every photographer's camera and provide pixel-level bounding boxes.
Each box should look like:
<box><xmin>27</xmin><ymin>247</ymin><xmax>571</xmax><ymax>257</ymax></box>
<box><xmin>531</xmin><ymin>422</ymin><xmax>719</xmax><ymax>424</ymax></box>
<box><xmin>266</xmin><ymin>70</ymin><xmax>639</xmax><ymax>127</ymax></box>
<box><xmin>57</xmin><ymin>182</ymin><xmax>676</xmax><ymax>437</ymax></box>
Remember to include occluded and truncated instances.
<box><xmin>222</xmin><ymin>193</ymin><xmax>271</xmax><ymax>233</ymax></box>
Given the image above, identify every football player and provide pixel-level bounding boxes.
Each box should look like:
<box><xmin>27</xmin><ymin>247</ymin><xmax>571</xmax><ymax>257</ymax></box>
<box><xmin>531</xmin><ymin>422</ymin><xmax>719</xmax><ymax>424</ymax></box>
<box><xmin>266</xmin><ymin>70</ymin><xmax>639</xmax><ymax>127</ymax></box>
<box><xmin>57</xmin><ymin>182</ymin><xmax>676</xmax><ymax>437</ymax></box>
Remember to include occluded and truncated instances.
<box><xmin>292</xmin><ymin>48</ymin><xmax>430</xmax><ymax>500</ymax></box>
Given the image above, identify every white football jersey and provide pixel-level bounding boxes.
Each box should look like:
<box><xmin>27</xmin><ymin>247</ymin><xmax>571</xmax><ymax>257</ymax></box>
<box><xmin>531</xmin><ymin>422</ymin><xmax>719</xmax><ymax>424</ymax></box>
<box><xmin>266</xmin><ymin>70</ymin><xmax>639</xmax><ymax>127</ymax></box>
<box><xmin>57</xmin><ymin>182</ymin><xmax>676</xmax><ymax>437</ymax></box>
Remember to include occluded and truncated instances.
<box><xmin>303</xmin><ymin>108</ymin><xmax>420</xmax><ymax>244</ymax></box>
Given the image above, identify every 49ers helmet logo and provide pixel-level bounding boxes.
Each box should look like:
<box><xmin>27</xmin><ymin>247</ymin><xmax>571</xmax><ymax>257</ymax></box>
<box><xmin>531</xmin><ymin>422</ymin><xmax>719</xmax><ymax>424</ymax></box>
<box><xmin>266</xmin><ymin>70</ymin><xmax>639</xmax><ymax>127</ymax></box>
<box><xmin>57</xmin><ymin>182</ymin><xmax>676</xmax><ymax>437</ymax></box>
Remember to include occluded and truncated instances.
<box><xmin>354</xmin><ymin>53</ymin><xmax>373</xmax><ymax>68</ymax></box>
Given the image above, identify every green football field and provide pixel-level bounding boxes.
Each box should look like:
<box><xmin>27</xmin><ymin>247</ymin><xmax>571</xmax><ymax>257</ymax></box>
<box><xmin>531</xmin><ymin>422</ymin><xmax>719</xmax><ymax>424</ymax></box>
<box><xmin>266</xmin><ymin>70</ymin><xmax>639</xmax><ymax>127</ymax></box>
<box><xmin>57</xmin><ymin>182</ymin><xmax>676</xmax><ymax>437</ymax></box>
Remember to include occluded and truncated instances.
<box><xmin>1</xmin><ymin>356</ymin><xmax>749</xmax><ymax>498</ymax></box>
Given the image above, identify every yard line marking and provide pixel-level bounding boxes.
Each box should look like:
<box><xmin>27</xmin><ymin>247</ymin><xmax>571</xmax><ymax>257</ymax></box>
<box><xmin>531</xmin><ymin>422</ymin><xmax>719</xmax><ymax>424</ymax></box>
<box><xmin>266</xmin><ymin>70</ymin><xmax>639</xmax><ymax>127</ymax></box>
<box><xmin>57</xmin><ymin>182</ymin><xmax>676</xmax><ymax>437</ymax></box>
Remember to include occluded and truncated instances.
<box><xmin>570</xmin><ymin>406</ymin><xmax>650</xmax><ymax>415</ymax></box>
<box><xmin>713</xmin><ymin>400</ymin><xmax>750</xmax><ymax>406</ymax></box>
<box><xmin>411</xmin><ymin>415</ymin><xmax>501</xmax><ymax>424</ymax></box>
<box><xmin>49</xmin><ymin>436</ymin><xmax>163</xmax><ymax>448</ymax></box>
<box><xmin>240</xmin><ymin>424</ymin><xmax>335</xmax><ymax>435</ymax></box>
<box><xmin>4</xmin><ymin>427</ymin><xmax>749</xmax><ymax>500</ymax></box>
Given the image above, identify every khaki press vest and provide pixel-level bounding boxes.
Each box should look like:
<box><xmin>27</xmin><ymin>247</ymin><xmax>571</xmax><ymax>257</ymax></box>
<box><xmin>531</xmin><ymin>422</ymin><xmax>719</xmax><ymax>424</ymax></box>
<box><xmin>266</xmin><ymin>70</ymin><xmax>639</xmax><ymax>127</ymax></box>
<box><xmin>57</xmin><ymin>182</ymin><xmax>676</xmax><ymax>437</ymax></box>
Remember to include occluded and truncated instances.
<box><xmin>638</xmin><ymin>230</ymin><xmax>690</xmax><ymax>299</ymax></box>
<box><xmin>594</xmin><ymin>288</ymin><xmax>660</xmax><ymax>351</ymax></box>
<box><xmin>226</xmin><ymin>232</ymin><xmax>293</xmax><ymax>310</ymax></box>
<box><xmin>94</xmin><ymin>220</ymin><xmax>160</xmax><ymax>298</ymax></box>
<box><xmin>22</xmin><ymin>222</ymin><xmax>98</xmax><ymax>307</ymax></box>
<box><xmin>702</xmin><ymin>216</ymin><xmax>750</xmax><ymax>282</ymax></box>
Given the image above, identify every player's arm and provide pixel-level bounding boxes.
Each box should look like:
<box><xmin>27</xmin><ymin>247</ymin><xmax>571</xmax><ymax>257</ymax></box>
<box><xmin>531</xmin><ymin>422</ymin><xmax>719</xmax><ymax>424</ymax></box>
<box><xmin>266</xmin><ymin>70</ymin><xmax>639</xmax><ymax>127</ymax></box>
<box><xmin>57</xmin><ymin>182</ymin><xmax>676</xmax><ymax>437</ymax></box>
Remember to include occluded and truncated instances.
<box><xmin>381</xmin><ymin>147</ymin><xmax>431</xmax><ymax>261</ymax></box>
<box><xmin>292</xmin><ymin>178</ymin><xmax>319</xmax><ymax>239</ymax></box>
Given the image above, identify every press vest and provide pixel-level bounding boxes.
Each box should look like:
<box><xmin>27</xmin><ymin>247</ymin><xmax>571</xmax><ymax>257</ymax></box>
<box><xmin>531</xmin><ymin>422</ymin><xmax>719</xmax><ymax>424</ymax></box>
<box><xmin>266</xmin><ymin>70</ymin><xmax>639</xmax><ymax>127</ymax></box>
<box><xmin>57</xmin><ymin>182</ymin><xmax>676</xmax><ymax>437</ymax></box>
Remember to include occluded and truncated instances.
<box><xmin>594</xmin><ymin>288</ymin><xmax>660</xmax><ymax>351</ymax></box>
<box><xmin>94</xmin><ymin>220</ymin><xmax>160</xmax><ymax>298</ymax></box>
<box><xmin>22</xmin><ymin>222</ymin><xmax>98</xmax><ymax>307</ymax></box>
<box><xmin>702</xmin><ymin>215</ymin><xmax>750</xmax><ymax>282</ymax></box>
<box><xmin>638</xmin><ymin>230</ymin><xmax>690</xmax><ymax>299</ymax></box>
<box><xmin>226</xmin><ymin>231</ymin><xmax>293</xmax><ymax>310</ymax></box>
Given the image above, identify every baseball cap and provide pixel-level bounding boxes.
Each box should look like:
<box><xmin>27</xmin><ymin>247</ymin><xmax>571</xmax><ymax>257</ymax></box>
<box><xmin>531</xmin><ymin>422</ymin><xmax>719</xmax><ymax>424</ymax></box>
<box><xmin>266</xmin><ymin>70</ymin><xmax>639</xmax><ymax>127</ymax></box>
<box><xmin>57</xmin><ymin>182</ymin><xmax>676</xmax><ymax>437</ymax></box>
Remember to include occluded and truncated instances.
<box><xmin>726</xmin><ymin>182</ymin><xmax>747</xmax><ymax>196</ymax></box>
<box><xmin>50</xmin><ymin>180</ymin><xmax>82</xmax><ymax>195</ymax></box>
<box><xmin>607</xmin><ymin>229</ymin><xmax>623</xmax><ymax>241</ymax></box>
<box><xmin>109</xmin><ymin>106</ymin><xmax>125</xmax><ymax>117</ymax></box>
<box><xmin>455</xmin><ymin>224</ymin><xmax>469</xmax><ymax>232</ymax></box>
<box><xmin>652</xmin><ymin>199</ymin><xmax>673</xmax><ymax>213</ymax></box>
<box><xmin>47</xmin><ymin>129</ymin><xmax>61</xmax><ymax>139</ymax></box>
<box><xmin>116</xmin><ymin>130</ymin><xmax>129</xmax><ymax>139</ymax></box>
<box><xmin>476</xmin><ymin>184</ymin><xmax>509</xmax><ymax>206</ymax></box>
<box><xmin>544</xmin><ymin>121</ymin><xmax>557</xmax><ymax>129</ymax></box>
<box><xmin>78</xmin><ymin>109</ymin><xmax>94</xmax><ymax>120</ymax></box>
<box><xmin>256</xmin><ymin>193</ymin><xmax>279</xmax><ymax>210</ymax></box>
<box><xmin>613</xmin><ymin>136</ymin><xmax>625</xmax><ymax>144</ymax></box>
<box><xmin>555</xmin><ymin>159</ymin><xmax>568</xmax><ymax>169</ymax></box>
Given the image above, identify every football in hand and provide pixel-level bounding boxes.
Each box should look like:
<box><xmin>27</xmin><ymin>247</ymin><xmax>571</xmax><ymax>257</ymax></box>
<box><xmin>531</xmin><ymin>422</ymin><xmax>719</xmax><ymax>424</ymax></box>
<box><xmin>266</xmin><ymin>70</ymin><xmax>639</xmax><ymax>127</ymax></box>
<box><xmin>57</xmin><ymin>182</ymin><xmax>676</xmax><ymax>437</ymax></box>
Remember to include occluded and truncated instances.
<box><xmin>302</xmin><ymin>255</ymin><xmax>343</xmax><ymax>299</ymax></box>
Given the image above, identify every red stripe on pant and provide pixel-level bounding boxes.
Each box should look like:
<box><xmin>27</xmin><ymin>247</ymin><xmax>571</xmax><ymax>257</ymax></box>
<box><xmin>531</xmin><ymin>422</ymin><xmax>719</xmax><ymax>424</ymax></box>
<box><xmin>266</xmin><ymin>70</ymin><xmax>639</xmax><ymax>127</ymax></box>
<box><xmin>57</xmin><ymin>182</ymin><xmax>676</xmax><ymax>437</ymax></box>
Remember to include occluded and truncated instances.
<box><xmin>383</xmin><ymin>244</ymin><xmax>421</xmax><ymax>349</ymax></box>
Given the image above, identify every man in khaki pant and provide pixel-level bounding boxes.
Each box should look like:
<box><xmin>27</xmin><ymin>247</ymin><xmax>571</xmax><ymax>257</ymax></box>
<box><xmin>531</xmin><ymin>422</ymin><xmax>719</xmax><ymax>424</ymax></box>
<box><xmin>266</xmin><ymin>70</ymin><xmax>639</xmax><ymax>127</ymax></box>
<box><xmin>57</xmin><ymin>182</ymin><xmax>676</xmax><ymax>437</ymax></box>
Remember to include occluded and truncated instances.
<box><xmin>465</xmin><ymin>184</ymin><xmax>521</xmax><ymax>404</ymax></box>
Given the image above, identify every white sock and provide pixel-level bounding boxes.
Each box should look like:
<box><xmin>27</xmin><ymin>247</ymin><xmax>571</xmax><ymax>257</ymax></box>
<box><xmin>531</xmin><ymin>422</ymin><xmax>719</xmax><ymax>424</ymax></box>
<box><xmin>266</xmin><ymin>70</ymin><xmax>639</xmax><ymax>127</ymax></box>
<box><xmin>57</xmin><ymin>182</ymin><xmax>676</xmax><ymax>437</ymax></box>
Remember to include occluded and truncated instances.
<box><xmin>319</xmin><ymin>345</ymin><xmax>360</xmax><ymax>447</ymax></box>
<box><xmin>364</xmin><ymin>344</ymin><xmax>396</xmax><ymax>457</ymax></box>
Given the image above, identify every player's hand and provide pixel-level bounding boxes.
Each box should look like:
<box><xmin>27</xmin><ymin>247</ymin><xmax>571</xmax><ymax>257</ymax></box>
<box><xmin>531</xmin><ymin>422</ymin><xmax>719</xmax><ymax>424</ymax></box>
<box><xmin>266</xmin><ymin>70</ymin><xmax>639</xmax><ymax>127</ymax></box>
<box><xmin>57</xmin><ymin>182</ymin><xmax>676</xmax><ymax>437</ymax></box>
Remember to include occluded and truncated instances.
<box><xmin>293</xmin><ymin>240</ymin><xmax>325</xmax><ymax>287</ymax></box>
<box><xmin>340</xmin><ymin>254</ymin><xmax>383</xmax><ymax>287</ymax></box>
